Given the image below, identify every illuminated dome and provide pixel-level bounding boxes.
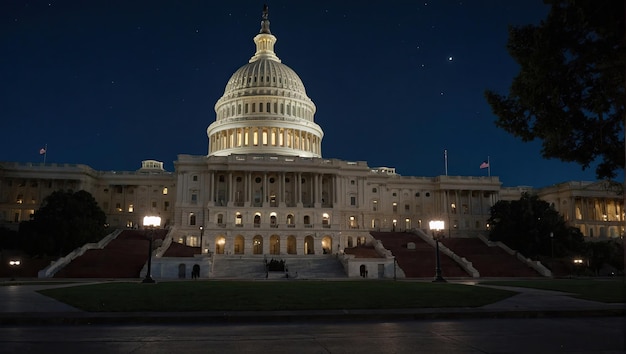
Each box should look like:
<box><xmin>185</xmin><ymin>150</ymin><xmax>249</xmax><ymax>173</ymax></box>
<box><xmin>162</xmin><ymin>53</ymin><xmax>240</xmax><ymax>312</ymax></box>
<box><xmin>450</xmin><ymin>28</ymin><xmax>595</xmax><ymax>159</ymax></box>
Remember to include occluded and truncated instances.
<box><xmin>207</xmin><ymin>6</ymin><xmax>323</xmax><ymax>157</ymax></box>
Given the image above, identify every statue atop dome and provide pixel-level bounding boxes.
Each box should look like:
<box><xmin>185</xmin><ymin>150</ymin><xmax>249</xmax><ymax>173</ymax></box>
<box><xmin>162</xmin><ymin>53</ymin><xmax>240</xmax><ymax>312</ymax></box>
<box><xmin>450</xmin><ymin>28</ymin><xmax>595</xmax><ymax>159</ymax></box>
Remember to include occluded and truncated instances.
<box><xmin>260</xmin><ymin>4</ymin><xmax>271</xmax><ymax>34</ymax></box>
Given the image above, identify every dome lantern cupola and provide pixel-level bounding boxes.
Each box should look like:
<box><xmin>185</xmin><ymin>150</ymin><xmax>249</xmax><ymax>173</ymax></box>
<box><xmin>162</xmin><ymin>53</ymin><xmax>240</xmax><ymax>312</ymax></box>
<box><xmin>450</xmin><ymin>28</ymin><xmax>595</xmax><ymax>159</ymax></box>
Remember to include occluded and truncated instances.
<box><xmin>207</xmin><ymin>6</ymin><xmax>323</xmax><ymax>158</ymax></box>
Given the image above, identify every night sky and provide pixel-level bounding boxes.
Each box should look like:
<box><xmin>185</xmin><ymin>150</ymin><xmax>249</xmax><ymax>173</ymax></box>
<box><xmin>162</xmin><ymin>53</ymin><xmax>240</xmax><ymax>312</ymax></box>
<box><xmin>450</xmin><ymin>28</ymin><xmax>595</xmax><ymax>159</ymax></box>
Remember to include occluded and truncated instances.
<box><xmin>2</xmin><ymin>1</ymin><xmax>618</xmax><ymax>188</ymax></box>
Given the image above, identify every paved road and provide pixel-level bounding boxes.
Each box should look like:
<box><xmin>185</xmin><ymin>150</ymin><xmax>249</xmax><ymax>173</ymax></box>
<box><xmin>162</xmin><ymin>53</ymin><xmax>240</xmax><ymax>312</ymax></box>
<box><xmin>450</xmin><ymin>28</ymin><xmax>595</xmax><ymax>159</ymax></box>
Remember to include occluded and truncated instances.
<box><xmin>1</xmin><ymin>317</ymin><xmax>624</xmax><ymax>353</ymax></box>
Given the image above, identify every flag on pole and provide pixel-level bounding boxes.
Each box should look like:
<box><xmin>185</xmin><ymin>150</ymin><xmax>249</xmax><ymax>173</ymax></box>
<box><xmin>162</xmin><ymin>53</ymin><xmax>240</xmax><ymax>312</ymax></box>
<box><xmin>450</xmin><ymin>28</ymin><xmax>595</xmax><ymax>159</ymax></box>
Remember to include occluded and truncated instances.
<box><xmin>444</xmin><ymin>149</ymin><xmax>448</xmax><ymax>176</ymax></box>
<box><xmin>479</xmin><ymin>161</ymin><xmax>489</xmax><ymax>169</ymax></box>
<box><xmin>39</xmin><ymin>148</ymin><xmax>46</xmax><ymax>155</ymax></box>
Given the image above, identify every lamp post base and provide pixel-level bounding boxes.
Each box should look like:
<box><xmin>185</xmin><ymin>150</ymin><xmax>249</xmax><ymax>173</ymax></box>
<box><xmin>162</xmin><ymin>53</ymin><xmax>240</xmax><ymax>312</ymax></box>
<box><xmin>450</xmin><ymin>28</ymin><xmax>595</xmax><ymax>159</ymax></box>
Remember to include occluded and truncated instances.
<box><xmin>142</xmin><ymin>276</ymin><xmax>156</xmax><ymax>284</ymax></box>
<box><xmin>432</xmin><ymin>275</ymin><xmax>447</xmax><ymax>283</ymax></box>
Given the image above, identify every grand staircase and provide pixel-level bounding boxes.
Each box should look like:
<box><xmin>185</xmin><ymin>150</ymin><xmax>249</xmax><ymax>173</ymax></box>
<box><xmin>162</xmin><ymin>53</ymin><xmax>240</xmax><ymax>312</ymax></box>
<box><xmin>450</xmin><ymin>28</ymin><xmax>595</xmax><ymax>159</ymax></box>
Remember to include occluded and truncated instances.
<box><xmin>210</xmin><ymin>255</ymin><xmax>346</xmax><ymax>279</ymax></box>
<box><xmin>440</xmin><ymin>238</ymin><xmax>540</xmax><ymax>277</ymax></box>
<box><xmin>53</xmin><ymin>229</ymin><xmax>167</xmax><ymax>278</ymax></box>
<box><xmin>371</xmin><ymin>231</ymin><xmax>470</xmax><ymax>278</ymax></box>
<box><xmin>371</xmin><ymin>231</ymin><xmax>542</xmax><ymax>278</ymax></box>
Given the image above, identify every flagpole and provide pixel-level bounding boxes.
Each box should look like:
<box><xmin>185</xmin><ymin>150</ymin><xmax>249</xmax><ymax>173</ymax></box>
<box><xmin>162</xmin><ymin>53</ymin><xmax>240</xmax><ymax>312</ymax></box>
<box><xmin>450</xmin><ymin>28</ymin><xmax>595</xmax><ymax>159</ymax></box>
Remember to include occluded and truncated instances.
<box><xmin>43</xmin><ymin>144</ymin><xmax>47</xmax><ymax>164</ymax></box>
<box><xmin>444</xmin><ymin>149</ymin><xmax>448</xmax><ymax>176</ymax></box>
<box><xmin>487</xmin><ymin>156</ymin><xmax>491</xmax><ymax>177</ymax></box>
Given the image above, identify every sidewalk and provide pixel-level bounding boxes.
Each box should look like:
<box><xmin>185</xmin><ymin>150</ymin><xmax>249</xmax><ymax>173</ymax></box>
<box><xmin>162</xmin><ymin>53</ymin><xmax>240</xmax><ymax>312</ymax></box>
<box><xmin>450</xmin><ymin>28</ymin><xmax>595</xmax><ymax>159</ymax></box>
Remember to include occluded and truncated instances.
<box><xmin>0</xmin><ymin>280</ymin><xmax>623</xmax><ymax>325</ymax></box>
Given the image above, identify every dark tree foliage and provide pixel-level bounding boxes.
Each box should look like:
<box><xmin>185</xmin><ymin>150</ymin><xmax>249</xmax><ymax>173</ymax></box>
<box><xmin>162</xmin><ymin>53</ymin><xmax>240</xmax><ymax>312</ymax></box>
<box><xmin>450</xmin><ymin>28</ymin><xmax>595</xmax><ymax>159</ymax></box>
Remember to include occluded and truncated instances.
<box><xmin>19</xmin><ymin>190</ymin><xmax>107</xmax><ymax>257</ymax></box>
<box><xmin>583</xmin><ymin>240</ymin><xmax>624</xmax><ymax>275</ymax></box>
<box><xmin>0</xmin><ymin>226</ymin><xmax>19</xmax><ymax>250</ymax></box>
<box><xmin>485</xmin><ymin>0</ymin><xmax>625</xmax><ymax>179</ymax></box>
<box><xmin>488</xmin><ymin>193</ymin><xmax>584</xmax><ymax>258</ymax></box>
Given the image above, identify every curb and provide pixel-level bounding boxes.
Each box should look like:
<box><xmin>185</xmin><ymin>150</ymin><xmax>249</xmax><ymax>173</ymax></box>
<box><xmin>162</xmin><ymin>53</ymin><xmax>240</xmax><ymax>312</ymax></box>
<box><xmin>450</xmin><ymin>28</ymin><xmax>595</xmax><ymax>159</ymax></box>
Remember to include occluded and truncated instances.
<box><xmin>1</xmin><ymin>308</ymin><xmax>623</xmax><ymax>325</ymax></box>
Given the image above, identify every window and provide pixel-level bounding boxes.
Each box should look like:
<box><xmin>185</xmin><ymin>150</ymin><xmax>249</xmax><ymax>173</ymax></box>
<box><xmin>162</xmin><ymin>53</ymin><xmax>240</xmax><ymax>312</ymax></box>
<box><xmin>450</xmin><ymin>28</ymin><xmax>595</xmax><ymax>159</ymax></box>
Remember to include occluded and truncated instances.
<box><xmin>415</xmin><ymin>192</ymin><xmax>420</xmax><ymax>197</ymax></box>
<box><xmin>162</xmin><ymin>187</ymin><xmax>168</xmax><ymax>195</ymax></box>
<box><xmin>372</xmin><ymin>188</ymin><xmax>377</xmax><ymax>193</ymax></box>
<box><xmin>425</xmin><ymin>192</ymin><xmax>430</xmax><ymax>197</ymax></box>
<box><xmin>189</xmin><ymin>213</ymin><xmax>196</xmax><ymax>226</ymax></box>
<box><xmin>372</xmin><ymin>200</ymin><xmax>378</xmax><ymax>211</ymax></box>
<box><xmin>152</xmin><ymin>201</ymin><xmax>157</xmax><ymax>208</ymax></box>
<box><xmin>405</xmin><ymin>204</ymin><xmax>410</xmax><ymax>211</ymax></box>
<box><xmin>392</xmin><ymin>202</ymin><xmax>397</xmax><ymax>212</ymax></box>
<box><xmin>128</xmin><ymin>204</ymin><xmax>134</xmax><ymax>213</ymax></box>
<box><xmin>116</xmin><ymin>203</ymin><xmax>122</xmax><ymax>212</ymax></box>
<box><xmin>350</xmin><ymin>180</ymin><xmax>355</xmax><ymax>185</ymax></box>
<box><xmin>392</xmin><ymin>192</ymin><xmax>397</xmax><ymax>197</ymax></box>
<box><xmin>191</xmin><ymin>194</ymin><xmax>197</xmax><ymax>203</ymax></box>
<box><xmin>164</xmin><ymin>201</ymin><xmax>169</xmax><ymax>211</ymax></box>
<box><xmin>192</xmin><ymin>175</ymin><xmax>198</xmax><ymax>181</ymax></box>
<box><xmin>350</xmin><ymin>196</ymin><xmax>356</xmax><ymax>206</ymax></box>
<box><xmin>450</xmin><ymin>203</ymin><xmax>456</xmax><ymax>214</ymax></box>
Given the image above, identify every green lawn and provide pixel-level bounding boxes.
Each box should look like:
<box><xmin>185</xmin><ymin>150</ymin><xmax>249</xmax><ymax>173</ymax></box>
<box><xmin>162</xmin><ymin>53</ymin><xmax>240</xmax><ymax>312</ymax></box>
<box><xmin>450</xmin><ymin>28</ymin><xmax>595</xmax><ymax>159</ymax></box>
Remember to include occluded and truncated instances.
<box><xmin>480</xmin><ymin>279</ymin><xmax>625</xmax><ymax>303</ymax></box>
<box><xmin>38</xmin><ymin>280</ymin><xmax>516</xmax><ymax>312</ymax></box>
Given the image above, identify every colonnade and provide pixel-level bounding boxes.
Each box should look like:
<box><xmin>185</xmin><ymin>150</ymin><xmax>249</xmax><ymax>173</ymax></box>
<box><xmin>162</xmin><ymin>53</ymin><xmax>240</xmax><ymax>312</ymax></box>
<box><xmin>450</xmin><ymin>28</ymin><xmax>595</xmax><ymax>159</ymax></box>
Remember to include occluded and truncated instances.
<box><xmin>573</xmin><ymin>197</ymin><xmax>623</xmax><ymax>222</ymax></box>
<box><xmin>208</xmin><ymin>233</ymin><xmax>334</xmax><ymax>256</ymax></box>
<box><xmin>209</xmin><ymin>126</ymin><xmax>321</xmax><ymax>155</ymax></box>
<box><xmin>205</xmin><ymin>171</ymin><xmax>338</xmax><ymax>208</ymax></box>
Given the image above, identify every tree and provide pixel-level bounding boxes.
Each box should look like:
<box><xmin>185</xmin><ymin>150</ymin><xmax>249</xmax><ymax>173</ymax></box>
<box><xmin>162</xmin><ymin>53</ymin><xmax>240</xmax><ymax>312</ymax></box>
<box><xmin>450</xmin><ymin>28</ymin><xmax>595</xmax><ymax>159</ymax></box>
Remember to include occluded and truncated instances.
<box><xmin>19</xmin><ymin>190</ymin><xmax>108</xmax><ymax>257</ymax></box>
<box><xmin>488</xmin><ymin>193</ymin><xmax>584</xmax><ymax>258</ymax></box>
<box><xmin>485</xmin><ymin>0</ymin><xmax>625</xmax><ymax>180</ymax></box>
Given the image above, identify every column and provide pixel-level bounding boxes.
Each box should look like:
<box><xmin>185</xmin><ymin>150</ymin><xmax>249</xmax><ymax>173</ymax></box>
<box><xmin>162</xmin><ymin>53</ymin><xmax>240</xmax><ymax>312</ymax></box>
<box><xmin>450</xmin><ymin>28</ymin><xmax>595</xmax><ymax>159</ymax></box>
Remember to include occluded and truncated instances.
<box><xmin>314</xmin><ymin>173</ymin><xmax>321</xmax><ymax>208</ymax></box>
<box><xmin>263</xmin><ymin>172</ymin><xmax>268</xmax><ymax>207</ymax></box>
<box><xmin>227</xmin><ymin>172</ymin><xmax>233</xmax><ymax>207</ymax></box>
<box><xmin>279</xmin><ymin>172</ymin><xmax>286</xmax><ymax>207</ymax></box>
<box><xmin>208</xmin><ymin>172</ymin><xmax>215</xmax><ymax>207</ymax></box>
<box><xmin>245</xmin><ymin>172</ymin><xmax>252</xmax><ymax>206</ymax></box>
<box><xmin>296</xmin><ymin>172</ymin><xmax>302</xmax><ymax>207</ymax></box>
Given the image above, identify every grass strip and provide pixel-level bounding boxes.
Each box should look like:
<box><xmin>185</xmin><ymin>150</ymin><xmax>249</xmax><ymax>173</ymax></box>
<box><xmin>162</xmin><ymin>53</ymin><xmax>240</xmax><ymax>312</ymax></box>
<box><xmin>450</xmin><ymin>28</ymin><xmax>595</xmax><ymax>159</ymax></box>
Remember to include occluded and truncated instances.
<box><xmin>480</xmin><ymin>279</ymin><xmax>625</xmax><ymax>303</ymax></box>
<box><xmin>38</xmin><ymin>280</ymin><xmax>516</xmax><ymax>312</ymax></box>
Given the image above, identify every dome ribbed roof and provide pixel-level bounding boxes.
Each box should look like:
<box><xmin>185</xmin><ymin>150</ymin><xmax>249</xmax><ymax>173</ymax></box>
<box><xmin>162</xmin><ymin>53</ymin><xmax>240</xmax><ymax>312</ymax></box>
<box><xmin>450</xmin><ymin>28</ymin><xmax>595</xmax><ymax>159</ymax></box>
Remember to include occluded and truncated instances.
<box><xmin>222</xmin><ymin>59</ymin><xmax>308</xmax><ymax>98</ymax></box>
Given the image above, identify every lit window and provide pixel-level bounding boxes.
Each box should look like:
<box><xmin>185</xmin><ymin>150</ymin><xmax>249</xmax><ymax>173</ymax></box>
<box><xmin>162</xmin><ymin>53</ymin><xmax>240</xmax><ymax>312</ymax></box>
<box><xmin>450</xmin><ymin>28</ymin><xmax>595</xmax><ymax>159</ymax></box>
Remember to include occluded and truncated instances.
<box><xmin>128</xmin><ymin>204</ymin><xmax>134</xmax><ymax>213</ymax></box>
<box><xmin>162</xmin><ymin>187</ymin><xmax>168</xmax><ymax>195</ymax></box>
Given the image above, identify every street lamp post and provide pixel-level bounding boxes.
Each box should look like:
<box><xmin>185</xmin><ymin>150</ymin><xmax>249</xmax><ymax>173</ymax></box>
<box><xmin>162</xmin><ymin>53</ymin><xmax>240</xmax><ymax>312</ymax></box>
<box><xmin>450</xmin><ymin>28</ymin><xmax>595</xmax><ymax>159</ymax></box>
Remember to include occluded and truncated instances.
<box><xmin>9</xmin><ymin>259</ymin><xmax>20</xmax><ymax>281</ymax></box>
<box><xmin>199</xmin><ymin>226</ymin><xmax>204</xmax><ymax>254</ymax></box>
<box><xmin>429</xmin><ymin>220</ymin><xmax>447</xmax><ymax>283</ymax></box>
<box><xmin>550</xmin><ymin>232</ymin><xmax>555</xmax><ymax>273</ymax></box>
<box><xmin>142</xmin><ymin>215</ymin><xmax>161</xmax><ymax>284</ymax></box>
<box><xmin>393</xmin><ymin>256</ymin><xmax>397</xmax><ymax>281</ymax></box>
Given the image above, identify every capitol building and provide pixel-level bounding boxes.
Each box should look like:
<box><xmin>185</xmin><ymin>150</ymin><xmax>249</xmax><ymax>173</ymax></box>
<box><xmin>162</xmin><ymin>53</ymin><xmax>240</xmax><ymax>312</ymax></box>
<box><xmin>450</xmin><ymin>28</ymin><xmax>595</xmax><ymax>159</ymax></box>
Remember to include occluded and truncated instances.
<box><xmin>1</xmin><ymin>9</ymin><xmax>623</xmax><ymax>278</ymax></box>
